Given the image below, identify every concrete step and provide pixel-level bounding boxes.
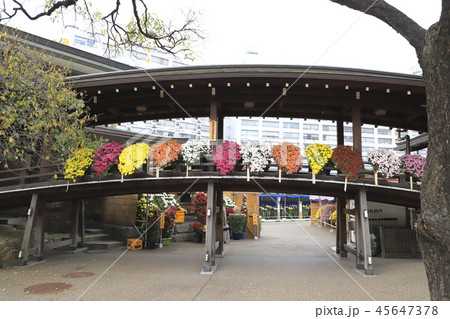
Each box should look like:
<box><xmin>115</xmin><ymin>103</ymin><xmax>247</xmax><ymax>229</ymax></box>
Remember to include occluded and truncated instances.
<box><xmin>86</xmin><ymin>240</ymin><xmax>124</xmax><ymax>250</ymax></box>
<box><xmin>85</xmin><ymin>233</ymin><xmax>110</xmax><ymax>241</ymax></box>
<box><xmin>172</xmin><ymin>232</ymin><xmax>195</xmax><ymax>242</ymax></box>
<box><xmin>85</xmin><ymin>228</ymin><xmax>104</xmax><ymax>234</ymax></box>
<box><xmin>174</xmin><ymin>222</ymin><xmax>195</xmax><ymax>234</ymax></box>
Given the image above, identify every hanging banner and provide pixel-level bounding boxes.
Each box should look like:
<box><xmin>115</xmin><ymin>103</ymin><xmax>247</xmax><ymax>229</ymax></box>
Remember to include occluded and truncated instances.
<box><xmin>252</xmin><ymin>213</ymin><xmax>258</xmax><ymax>225</ymax></box>
<box><xmin>209</xmin><ymin>119</ymin><xmax>217</xmax><ymax>140</ymax></box>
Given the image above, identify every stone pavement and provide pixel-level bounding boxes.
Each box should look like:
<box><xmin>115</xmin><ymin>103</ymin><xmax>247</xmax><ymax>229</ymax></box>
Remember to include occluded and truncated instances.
<box><xmin>0</xmin><ymin>221</ymin><xmax>430</xmax><ymax>301</ymax></box>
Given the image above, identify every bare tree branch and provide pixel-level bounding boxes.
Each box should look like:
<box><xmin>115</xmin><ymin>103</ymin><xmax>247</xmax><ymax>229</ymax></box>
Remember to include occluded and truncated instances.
<box><xmin>330</xmin><ymin>0</ymin><xmax>427</xmax><ymax>50</ymax></box>
<box><xmin>10</xmin><ymin>0</ymin><xmax>77</xmax><ymax>21</ymax></box>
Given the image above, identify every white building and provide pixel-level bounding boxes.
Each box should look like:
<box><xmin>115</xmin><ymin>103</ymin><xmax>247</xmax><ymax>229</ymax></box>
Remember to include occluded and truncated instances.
<box><xmin>59</xmin><ymin>25</ymin><xmax>193</xmax><ymax>69</ymax></box>
<box><xmin>225</xmin><ymin>117</ymin><xmax>423</xmax><ymax>160</ymax></box>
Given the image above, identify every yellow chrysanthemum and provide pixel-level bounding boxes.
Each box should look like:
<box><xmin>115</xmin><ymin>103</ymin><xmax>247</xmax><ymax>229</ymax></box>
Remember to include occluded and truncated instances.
<box><xmin>64</xmin><ymin>148</ymin><xmax>94</xmax><ymax>182</ymax></box>
<box><xmin>118</xmin><ymin>143</ymin><xmax>150</xmax><ymax>176</ymax></box>
<box><xmin>305</xmin><ymin>143</ymin><xmax>333</xmax><ymax>174</ymax></box>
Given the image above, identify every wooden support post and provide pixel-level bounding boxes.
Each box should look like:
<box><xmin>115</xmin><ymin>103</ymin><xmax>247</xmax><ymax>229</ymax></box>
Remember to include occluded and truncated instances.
<box><xmin>70</xmin><ymin>200</ymin><xmax>80</xmax><ymax>249</ymax></box>
<box><xmin>203</xmin><ymin>182</ymin><xmax>216</xmax><ymax>273</ymax></box>
<box><xmin>356</xmin><ymin>189</ymin><xmax>373</xmax><ymax>275</ymax></box>
<box><xmin>18</xmin><ymin>194</ymin><xmax>39</xmax><ymax>266</ymax></box>
<box><xmin>352</xmin><ymin>106</ymin><xmax>362</xmax><ymax>151</ymax></box>
<box><xmin>33</xmin><ymin>195</ymin><xmax>47</xmax><ymax>259</ymax></box>
<box><xmin>78</xmin><ymin>199</ymin><xmax>86</xmax><ymax>248</ymax></box>
<box><xmin>337</xmin><ymin>119</ymin><xmax>344</xmax><ymax>146</ymax></box>
<box><xmin>216</xmin><ymin>187</ymin><xmax>224</xmax><ymax>256</ymax></box>
<box><xmin>337</xmin><ymin>196</ymin><xmax>347</xmax><ymax>257</ymax></box>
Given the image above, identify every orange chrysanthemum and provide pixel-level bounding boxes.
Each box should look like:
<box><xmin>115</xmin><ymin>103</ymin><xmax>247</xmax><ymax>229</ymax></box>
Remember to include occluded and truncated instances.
<box><xmin>272</xmin><ymin>142</ymin><xmax>303</xmax><ymax>174</ymax></box>
<box><xmin>151</xmin><ymin>139</ymin><xmax>182</xmax><ymax>168</ymax></box>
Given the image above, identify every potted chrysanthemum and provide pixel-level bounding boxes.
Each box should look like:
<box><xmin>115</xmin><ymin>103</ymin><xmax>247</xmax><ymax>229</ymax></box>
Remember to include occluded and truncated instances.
<box><xmin>151</xmin><ymin>139</ymin><xmax>182</xmax><ymax>178</ymax></box>
<box><xmin>400</xmin><ymin>154</ymin><xmax>426</xmax><ymax>189</ymax></box>
<box><xmin>212</xmin><ymin>140</ymin><xmax>242</xmax><ymax>175</ymax></box>
<box><xmin>367</xmin><ymin>149</ymin><xmax>401</xmax><ymax>185</ymax></box>
<box><xmin>240</xmin><ymin>141</ymin><xmax>271</xmax><ymax>180</ymax></box>
<box><xmin>331</xmin><ymin>145</ymin><xmax>363</xmax><ymax>191</ymax></box>
<box><xmin>304</xmin><ymin>143</ymin><xmax>333</xmax><ymax>184</ymax></box>
<box><xmin>64</xmin><ymin>148</ymin><xmax>95</xmax><ymax>182</ymax></box>
<box><xmin>181</xmin><ymin>139</ymin><xmax>210</xmax><ymax>177</ymax></box>
<box><xmin>271</xmin><ymin>142</ymin><xmax>303</xmax><ymax>183</ymax></box>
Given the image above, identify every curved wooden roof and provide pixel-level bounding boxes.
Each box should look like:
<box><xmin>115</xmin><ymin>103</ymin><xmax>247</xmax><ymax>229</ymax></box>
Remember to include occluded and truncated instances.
<box><xmin>69</xmin><ymin>65</ymin><xmax>427</xmax><ymax>132</ymax></box>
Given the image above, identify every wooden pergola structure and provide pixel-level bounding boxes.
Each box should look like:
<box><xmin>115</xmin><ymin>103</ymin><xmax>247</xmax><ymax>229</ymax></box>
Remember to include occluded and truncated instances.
<box><xmin>1</xmin><ymin>65</ymin><xmax>426</xmax><ymax>274</ymax></box>
<box><xmin>70</xmin><ymin>65</ymin><xmax>426</xmax><ymax>274</ymax></box>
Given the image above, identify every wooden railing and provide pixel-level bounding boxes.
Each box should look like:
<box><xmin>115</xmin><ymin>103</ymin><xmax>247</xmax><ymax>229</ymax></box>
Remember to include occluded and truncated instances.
<box><xmin>0</xmin><ymin>160</ymin><xmax>421</xmax><ymax>194</ymax></box>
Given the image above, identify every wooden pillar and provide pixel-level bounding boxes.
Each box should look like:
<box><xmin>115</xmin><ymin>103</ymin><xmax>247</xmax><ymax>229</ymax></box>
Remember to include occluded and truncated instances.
<box><xmin>356</xmin><ymin>189</ymin><xmax>373</xmax><ymax>275</ymax></box>
<box><xmin>33</xmin><ymin>195</ymin><xmax>47</xmax><ymax>259</ymax></box>
<box><xmin>19</xmin><ymin>194</ymin><xmax>39</xmax><ymax>266</ymax></box>
<box><xmin>336</xmin><ymin>196</ymin><xmax>347</xmax><ymax>257</ymax></box>
<box><xmin>352</xmin><ymin>106</ymin><xmax>362</xmax><ymax>151</ymax></box>
<box><xmin>217</xmin><ymin>104</ymin><xmax>224</xmax><ymax>141</ymax></box>
<box><xmin>203</xmin><ymin>182</ymin><xmax>217</xmax><ymax>273</ymax></box>
<box><xmin>70</xmin><ymin>200</ymin><xmax>80</xmax><ymax>248</ymax></box>
<box><xmin>216</xmin><ymin>187</ymin><xmax>224</xmax><ymax>256</ymax></box>
<box><xmin>337</xmin><ymin>119</ymin><xmax>344</xmax><ymax>146</ymax></box>
<box><xmin>78</xmin><ymin>199</ymin><xmax>86</xmax><ymax>248</ymax></box>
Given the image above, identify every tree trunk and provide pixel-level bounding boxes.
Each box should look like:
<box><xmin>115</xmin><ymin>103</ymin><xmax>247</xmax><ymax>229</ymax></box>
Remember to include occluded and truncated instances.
<box><xmin>416</xmin><ymin>21</ymin><xmax>450</xmax><ymax>301</ymax></box>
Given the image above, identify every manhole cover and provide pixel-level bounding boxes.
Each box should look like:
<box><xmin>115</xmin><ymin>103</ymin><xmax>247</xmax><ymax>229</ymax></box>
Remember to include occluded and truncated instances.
<box><xmin>24</xmin><ymin>282</ymin><xmax>72</xmax><ymax>295</ymax></box>
<box><xmin>86</xmin><ymin>250</ymin><xmax>109</xmax><ymax>254</ymax></box>
<box><xmin>63</xmin><ymin>272</ymin><xmax>94</xmax><ymax>278</ymax></box>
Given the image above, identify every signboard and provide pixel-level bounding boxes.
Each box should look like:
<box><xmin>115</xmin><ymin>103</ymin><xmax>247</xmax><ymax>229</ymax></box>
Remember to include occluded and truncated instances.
<box><xmin>209</xmin><ymin>119</ymin><xmax>217</xmax><ymax>140</ymax></box>
<box><xmin>159</xmin><ymin>214</ymin><xmax>165</xmax><ymax>229</ymax></box>
<box><xmin>252</xmin><ymin>213</ymin><xmax>258</xmax><ymax>226</ymax></box>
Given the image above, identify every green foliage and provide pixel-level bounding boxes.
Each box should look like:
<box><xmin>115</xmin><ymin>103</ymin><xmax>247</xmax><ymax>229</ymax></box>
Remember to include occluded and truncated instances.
<box><xmin>228</xmin><ymin>214</ymin><xmax>246</xmax><ymax>234</ymax></box>
<box><xmin>0</xmin><ymin>30</ymin><xmax>97</xmax><ymax>167</ymax></box>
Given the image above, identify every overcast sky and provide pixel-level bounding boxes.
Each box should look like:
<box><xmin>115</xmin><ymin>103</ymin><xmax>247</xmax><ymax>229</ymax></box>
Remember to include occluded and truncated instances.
<box><xmin>6</xmin><ymin>0</ymin><xmax>441</xmax><ymax>74</ymax></box>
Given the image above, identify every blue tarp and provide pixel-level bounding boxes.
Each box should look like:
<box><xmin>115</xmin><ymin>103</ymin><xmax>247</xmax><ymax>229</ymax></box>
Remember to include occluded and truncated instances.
<box><xmin>259</xmin><ymin>194</ymin><xmax>309</xmax><ymax>199</ymax></box>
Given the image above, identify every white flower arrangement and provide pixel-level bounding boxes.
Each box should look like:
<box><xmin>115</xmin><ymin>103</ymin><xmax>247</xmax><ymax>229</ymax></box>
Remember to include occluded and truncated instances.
<box><xmin>223</xmin><ymin>195</ymin><xmax>236</xmax><ymax>209</ymax></box>
<box><xmin>181</xmin><ymin>139</ymin><xmax>210</xmax><ymax>167</ymax></box>
<box><xmin>367</xmin><ymin>149</ymin><xmax>401</xmax><ymax>178</ymax></box>
<box><xmin>240</xmin><ymin>141</ymin><xmax>271</xmax><ymax>174</ymax></box>
<box><xmin>146</xmin><ymin>193</ymin><xmax>179</xmax><ymax>210</ymax></box>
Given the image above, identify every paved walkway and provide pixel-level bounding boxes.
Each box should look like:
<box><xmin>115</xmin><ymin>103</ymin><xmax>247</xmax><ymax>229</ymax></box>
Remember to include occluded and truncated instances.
<box><xmin>0</xmin><ymin>221</ymin><xmax>430</xmax><ymax>301</ymax></box>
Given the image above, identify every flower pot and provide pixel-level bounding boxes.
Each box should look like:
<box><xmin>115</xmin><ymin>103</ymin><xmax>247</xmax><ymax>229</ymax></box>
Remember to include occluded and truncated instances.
<box><xmin>232</xmin><ymin>231</ymin><xmax>246</xmax><ymax>240</ymax></box>
<box><xmin>193</xmin><ymin>232</ymin><xmax>203</xmax><ymax>243</ymax></box>
<box><xmin>162</xmin><ymin>237</ymin><xmax>172</xmax><ymax>246</ymax></box>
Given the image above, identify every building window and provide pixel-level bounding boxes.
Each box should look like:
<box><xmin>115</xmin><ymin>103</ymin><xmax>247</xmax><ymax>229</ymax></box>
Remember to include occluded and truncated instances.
<box><xmin>151</xmin><ymin>55</ymin><xmax>169</xmax><ymax>65</ymax></box>
<box><xmin>283</xmin><ymin>122</ymin><xmax>299</xmax><ymax>129</ymax></box>
<box><xmin>362</xmin><ymin>137</ymin><xmax>375</xmax><ymax>143</ymax></box>
<box><xmin>377</xmin><ymin>128</ymin><xmax>391</xmax><ymax>135</ymax></box>
<box><xmin>344</xmin><ymin>136</ymin><xmax>353</xmax><ymax>143</ymax></box>
<box><xmin>323</xmin><ymin>134</ymin><xmax>337</xmax><ymax>142</ymax></box>
<box><xmin>135</xmin><ymin>51</ymin><xmax>147</xmax><ymax>60</ymax></box>
<box><xmin>378</xmin><ymin>138</ymin><xmax>392</xmax><ymax>144</ymax></box>
<box><xmin>322</xmin><ymin>125</ymin><xmax>336</xmax><ymax>132</ymax></box>
<box><xmin>179</xmin><ymin>122</ymin><xmax>196</xmax><ymax>130</ymax></box>
<box><xmin>303</xmin><ymin>133</ymin><xmax>319</xmax><ymax>140</ymax></box>
<box><xmin>201</xmin><ymin>125</ymin><xmax>209</xmax><ymax>132</ymax></box>
<box><xmin>241</xmin><ymin>129</ymin><xmax>259</xmax><ymax>137</ymax></box>
<box><xmin>262</xmin><ymin>121</ymin><xmax>278</xmax><ymax>128</ymax></box>
<box><xmin>362</xmin><ymin>127</ymin><xmax>374</xmax><ymax>134</ymax></box>
<box><xmin>242</xmin><ymin>119</ymin><xmax>258</xmax><ymax>126</ymax></box>
<box><xmin>262</xmin><ymin>131</ymin><xmax>279</xmax><ymax>138</ymax></box>
<box><xmin>344</xmin><ymin>126</ymin><xmax>353</xmax><ymax>133</ymax></box>
<box><xmin>283</xmin><ymin>132</ymin><xmax>299</xmax><ymax>139</ymax></box>
<box><xmin>303</xmin><ymin>124</ymin><xmax>319</xmax><ymax>131</ymax></box>
<box><xmin>362</xmin><ymin>146</ymin><xmax>375</xmax><ymax>153</ymax></box>
<box><xmin>74</xmin><ymin>35</ymin><xmax>86</xmax><ymax>46</ymax></box>
<box><xmin>164</xmin><ymin>120</ymin><xmax>175</xmax><ymax>127</ymax></box>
